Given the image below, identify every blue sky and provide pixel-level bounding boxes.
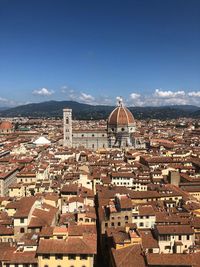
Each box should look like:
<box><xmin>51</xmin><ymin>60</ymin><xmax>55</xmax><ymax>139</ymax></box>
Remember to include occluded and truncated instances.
<box><xmin>0</xmin><ymin>0</ymin><xmax>200</xmax><ymax>107</ymax></box>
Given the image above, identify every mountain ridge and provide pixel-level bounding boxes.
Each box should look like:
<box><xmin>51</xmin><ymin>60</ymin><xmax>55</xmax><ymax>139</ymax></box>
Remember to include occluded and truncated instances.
<box><xmin>0</xmin><ymin>100</ymin><xmax>199</xmax><ymax>120</ymax></box>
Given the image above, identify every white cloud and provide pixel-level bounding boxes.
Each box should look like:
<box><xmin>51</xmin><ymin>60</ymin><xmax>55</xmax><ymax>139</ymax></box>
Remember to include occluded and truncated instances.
<box><xmin>32</xmin><ymin>88</ymin><xmax>54</xmax><ymax>96</ymax></box>
<box><xmin>188</xmin><ymin>91</ymin><xmax>200</xmax><ymax>97</ymax></box>
<box><xmin>61</xmin><ymin>85</ymin><xmax>69</xmax><ymax>93</ymax></box>
<box><xmin>130</xmin><ymin>93</ymin><xmax>141</xmax><ymax>99</ymax></box>
<box><xmin>0</xmin><ymin>96</ymin><xmax>27</xmax><ymax>107</ymax></box>
<box><xmin>0</xmin><ymin>97</ymin><xmax>8</xmax><ymax>103</ymax></box>
<box><xmin>79</xmin><ymin>93</ymin><xmax>95</xmax><ymax>104</ymax></box>
<box><xmin>128</xmin><ymin>93</ymin><xmax>145</xmax><ymax>106</ymax></box>
<box><xmin>154</xmin><ymin>89</ymin><xmax>185</xmax><ymax>98</ymax></box>
<box><xmin>128</xmin><ymin>88</ymin><xmax>200</xmax><ymax>107</ymax></box>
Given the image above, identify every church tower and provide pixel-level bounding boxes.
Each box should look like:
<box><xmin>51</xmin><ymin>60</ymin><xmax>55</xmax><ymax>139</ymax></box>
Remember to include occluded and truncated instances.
<box><xmin>63</xmin><ymin>108</ymin><xmax>72</xmax><ymax>147</ymax></box>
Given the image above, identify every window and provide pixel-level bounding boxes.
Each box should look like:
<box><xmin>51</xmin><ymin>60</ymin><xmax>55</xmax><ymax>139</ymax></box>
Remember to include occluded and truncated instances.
<box><xmin>139</xmin><ymin>222</ymin><xmax>144</xmax><ymax>227</ymax></box>
<box><xmin>43</xmin><ymin>255</ymin><xmax>50</xmax><ymax>259</ymax></box>
<box><xmin>66</xmin><ymin>118</ymin><xmax>69</xmax><ymax>124</ymax></box>
<box><xmin>20</xmin><ymin>228</ymin><xmax>25</xmax><ymax>233</ymax></box>
<box><xmin>111</xmin><ymin>222</ymin><xmax>114</xmax><ymax>226</ymax></box>
<box><xmin>125</xmin><ymin>216</ymin><xmax>129</xmax><ymax>220</ymax></box>
<box><xmin>118</xmin><ymin>222</ymin><xmax>121</xmax><ymax>226</ymax></box>
<box><xmin>20</xmin><ymin>218</ymin><xmax>24</xmax><ymax>223</ymax></box>
<box><xmin>105</xmin><ymin>223</ymin><xmax>108</xmax><ymax>227</ymax></box>
<box><xmin>187</xmin><ymin>235</ymin><xmax>190</xmax><ymax>240</ymax></box>
<box><xmin>69</xmin><ymin>255</ymin><xmax>76</xmax><ymax>260</ymax></box>
<box><xmin>44</xmin><ymin>265</ymin><xmax>49</xmax><ymax>267</ymax></box>
<box><xmin>178</xmin><ymin>235</ymin><xmax>181</xmax><ymax>240</ymax></box>
<box><xmin>80</xmin><ymin>255</ymin><xmax>88</xmax><ymax>260</ymax></box>
<box><xmin>55</xmin><ymin>254</ymin><xmax>63</xmax><ymax>260</ymax></box>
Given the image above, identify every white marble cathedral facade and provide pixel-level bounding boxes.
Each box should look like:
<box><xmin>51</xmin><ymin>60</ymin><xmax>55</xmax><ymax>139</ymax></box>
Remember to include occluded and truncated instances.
<box><xmin>63</xmin><ymin>99</ymin><xmax>145</xmax><ymax>150</ymax></box>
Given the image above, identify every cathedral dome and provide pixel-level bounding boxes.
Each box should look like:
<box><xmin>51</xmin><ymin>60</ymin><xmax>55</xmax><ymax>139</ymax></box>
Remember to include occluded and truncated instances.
<box><xmin>0</xmin><ymin>121</ymin><xmax>12</xmax><ymax>130</ymax></box>
<box><xmin>108</xmin><ymin>99</ymin><xmax>135</xmax><ymax>126</ymax></box>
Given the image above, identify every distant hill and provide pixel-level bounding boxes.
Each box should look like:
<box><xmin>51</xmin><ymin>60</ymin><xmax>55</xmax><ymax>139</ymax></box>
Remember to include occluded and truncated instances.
<box><xmin>0</xmin><ymin>107</ymin><xmax>9</xmax><ymax>111</ymax></box>
<box><xmin>0</xmin><ymin>101</ymin><xmax>199</xmax><ymax>120</ymax></box>
<box><xmin>192</xmin><ymin>109</ymin><xmax>200</xmax><ymax>118</ymax></box>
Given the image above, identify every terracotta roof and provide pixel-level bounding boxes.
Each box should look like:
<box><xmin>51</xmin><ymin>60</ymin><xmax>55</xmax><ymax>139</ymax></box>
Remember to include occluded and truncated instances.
<box><xmin>40</xmin><ymin>226</ymin><xmax>54</xmax><ymax>237</ymax></box>
<box><xmin>13</xmin><ymin>197</ymin><xmax>36</xmax><ymax>218</ymax></box>
<box><xmin>0</xmin><ymin>226</ymin><xmax>14</xmax><ymax>235</ymax></box>
<box><xmin>156</xmin><ymin>224</ymin><xmax>194</xmax><ymax>235</ymax></box>
<box><xmin>138</xmin><ymin>205</ymin><xmax>155</xmax><ymax>216</ymax></box>
<box><xmin>111</xmin><ymin>244</ymin><xmax>146</xmax><ymax>267</ymax></box>
<box><xmin>146</xmin><ymin>253</ymin><xmax>195</xmax><ymax>266</ymax></box>
<box><xmin>139</xmin><ymin>230</ymin><xmax>159</xmax><ymax>249</ymax></box>
<box><xmin>37</xmin><ymin>237</ymin><xmax>96</xmax><ymax>254</ymax></box>
<box><xmin>108</xmin><ymin>106</ymin><xmax>135</xmax><ymax>126</ymax></box>
<box><xmin>68</xmin><ymin>225</ymin><xmax>96</xmax><ymax>237</ymax></box>
<box><xmin>6</xmin><ymin>251</ymin><xmax>37</xmax><ymax>264</ymax></box>
<box><xmin>0</xmin><ymin>121</ymin><xmax>12</xmax><ymax>130</ymax></box>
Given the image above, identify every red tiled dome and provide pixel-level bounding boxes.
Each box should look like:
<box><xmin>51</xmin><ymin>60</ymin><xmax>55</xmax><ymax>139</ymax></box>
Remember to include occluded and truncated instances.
<box><xmin>0</xmin><ymin>121</ymin><xmax>12</xmax><ymax>130</ymax></box>
<box><xmin>108</xmin><ymin>106</ymin><xmax>135</xmax><ymax>126</ymax></box>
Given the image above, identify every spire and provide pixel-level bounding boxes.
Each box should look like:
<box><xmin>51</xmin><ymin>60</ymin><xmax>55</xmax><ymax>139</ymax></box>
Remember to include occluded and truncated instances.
<box><xmin>117</xmin><ymin>96</ymin><xmax>124</xmax><ymax>107</ymax></box>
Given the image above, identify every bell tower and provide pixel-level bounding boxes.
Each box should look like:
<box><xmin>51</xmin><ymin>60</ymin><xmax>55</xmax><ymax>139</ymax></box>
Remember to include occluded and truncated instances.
<box><xmin>63</xmin><ymin>108</ymin><xmax>72</xmax><ymax>147</ymax></box>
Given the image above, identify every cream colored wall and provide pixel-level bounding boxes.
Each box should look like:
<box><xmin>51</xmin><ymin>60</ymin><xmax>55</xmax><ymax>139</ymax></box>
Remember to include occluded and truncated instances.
<box><xmin>14</xmin><ymin>218</ymin><xmax>28</xmax><ymax>227</ymax></box>
<box><xmin>44</xmin><ymin>199</ymin><xmax>57</xmax><ymax>208</ymax></box>
<box><xmin>9</xmin><ymin>186</ymin><xmax>25</xmax><ymax>198</ymax></box>
<box><xmin>159</xmin><ymin>234</ymin><xmax>194</xmax><ymax>254</ymax></box>
<box><xmin>188</xmin><ymin>192</ymin><xmax>200</xmax><ymax>201</ymax></box>
<box><xmin>38</xmin><ymin>254</ymin><xmax>94</xmax><ymax>267</ymax></box>
<box><xmin>17</xmin><ymin>176</ymin><xmax>36</xmax><ymax>184</ymax></box>
<box><xmin>132</xmin><ymin>215</ymin><xmax>155</xmax><ymax>229</ymax></box>
<box><xmin>79</xmin><ymin>173</ymin><xmax>93</xmax><ymax>190</ymax></box>
<box><xmin>6</xmin><ymin>208</ymin><xmax>16</xmax><ymax>217</ymax></box>
<box><xmin>0</xmin><ymin>234</ymin><xmax>15</xmax><ymax>243</ymax></box>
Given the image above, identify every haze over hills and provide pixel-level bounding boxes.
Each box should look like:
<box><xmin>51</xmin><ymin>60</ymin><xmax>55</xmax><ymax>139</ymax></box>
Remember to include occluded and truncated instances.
<box><xmin>0</xmin><ymin>101</ymin><xmax>199</xmax><ymax>120</ymax></box>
